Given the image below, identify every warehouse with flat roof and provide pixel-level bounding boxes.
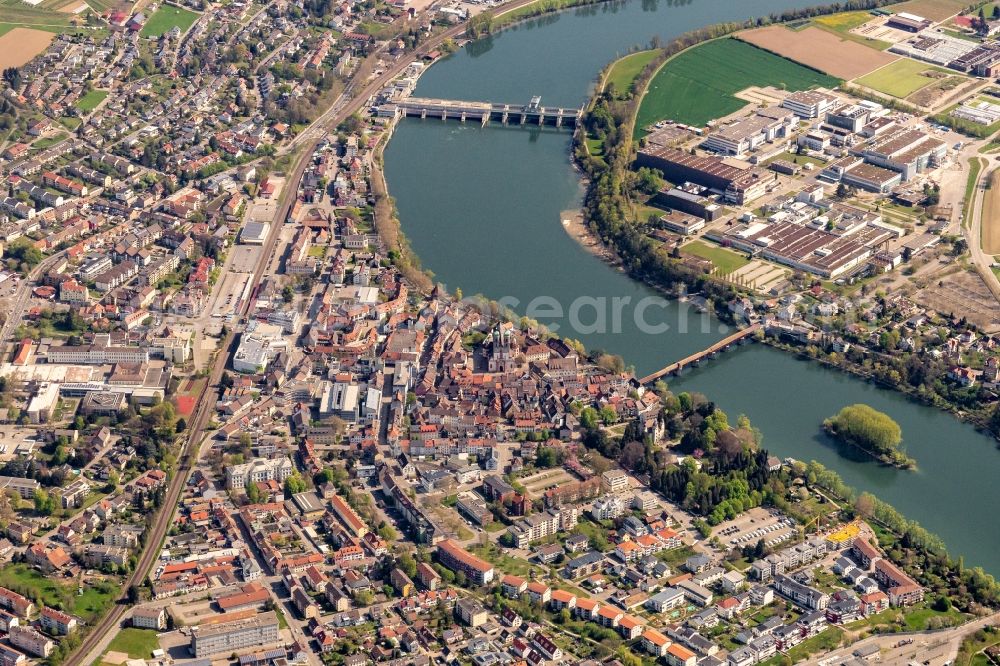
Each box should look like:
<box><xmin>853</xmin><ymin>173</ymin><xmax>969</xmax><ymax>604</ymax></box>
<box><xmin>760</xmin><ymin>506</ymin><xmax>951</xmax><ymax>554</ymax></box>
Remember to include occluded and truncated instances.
<box><xmin>715</xmin><ymin>217</ymin><xmax>893</xmax><ymax>279</ymax></box>
<box><xmin>635</xmin><ymin>147</ymin><xmax>775</xmax><ymax>204</ymax></box>
<box><xmin>240</xmin><ymin>221</ymin><xmax>270</xmax><ymax>245</ymax></box>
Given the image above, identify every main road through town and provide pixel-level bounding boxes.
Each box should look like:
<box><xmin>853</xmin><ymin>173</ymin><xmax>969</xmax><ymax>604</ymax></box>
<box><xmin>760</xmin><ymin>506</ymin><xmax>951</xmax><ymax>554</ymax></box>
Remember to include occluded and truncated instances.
<box><xmin>64</xmin><ymin>1</ymin><xmax>548</xmax><ymax>663</ymax></box>
<box><xmin>0</xmin><ymin>250</ymin><xmax>69</xmax><ymax>350</ymax></box>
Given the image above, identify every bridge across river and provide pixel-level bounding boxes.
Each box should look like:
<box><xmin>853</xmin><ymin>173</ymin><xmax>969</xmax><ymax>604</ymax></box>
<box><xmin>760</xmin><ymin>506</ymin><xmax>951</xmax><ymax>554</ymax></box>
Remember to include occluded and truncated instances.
<box><xmin>639</xmin><ymin>323</ymin><xmax>762</xmax><ymax>384</ymax></box>
<box><xmin>385</xmin><ymin>95</ymin><xmax>583</xmax><ymax>128</ymax></box>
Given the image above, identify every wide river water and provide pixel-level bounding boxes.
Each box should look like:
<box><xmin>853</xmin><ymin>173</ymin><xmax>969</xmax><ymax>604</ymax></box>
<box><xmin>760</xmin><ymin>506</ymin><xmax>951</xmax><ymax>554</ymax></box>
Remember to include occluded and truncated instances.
<box><xmin>383</xmin><ymin>0</ymin><xmax>1000</xmax><ymax>574</ymax></box>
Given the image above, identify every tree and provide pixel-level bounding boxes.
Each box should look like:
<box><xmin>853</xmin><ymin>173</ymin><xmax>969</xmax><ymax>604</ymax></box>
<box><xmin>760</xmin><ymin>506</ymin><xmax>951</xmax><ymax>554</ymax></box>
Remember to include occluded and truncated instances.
<box><xmin>245</xmin><ymin>481</ymin><xmax>263</xmax><ymax>504</ymax></box>
<box><xmin>2</xmin><ymin>68</ymin><xmax>21</xmax><ymax>89</ymax></box>
<box><xmin>587</xmin><ymin>530</ymin><xmax>609</xmax><ymax>552</ymax></box>
<box><xmin>338</xmin><ymin>113</ymin><xmax>364</xmax><ymax>135</ymax></box>
<box><xmin>398</xmin><ymin>552</ymin><xmax>417</xmax><ymax>579</ymax></box>
<box><xmin>824</xmin><ymin>404</ymin><xmax>907</xmax><ymax>465</ymax></box>
<box><xmin>634</xmin><ymin>167</ymin><xmax>664</xmax><ymax>195</ymax></box>
<box><xmin>854</xmin><ymin>492</ymin><xmax>876</xmax><ymax>518</ymax></box>
<box><xmin>535</xmin><ymin>447</ymin><xmax>558</xmax><ymax>468</ymax></box>
<box><xmin>33</xmin><ymin>488</ymin><xmax>54</xmax><ymax>515</ymax></box>
<box><xmin>283</xmin><ymin>473</ymin><xmax>307</xmax><ymax>497</ymax></box>
<box><xmin>105</xmin><ymin>469</ymin><xmax>120</xmax><ymax>493</ymax></box>
<box><xmin>466</xmin><ymin>10</ymin><xmax>494</xmax><ymax>38</ymax></box>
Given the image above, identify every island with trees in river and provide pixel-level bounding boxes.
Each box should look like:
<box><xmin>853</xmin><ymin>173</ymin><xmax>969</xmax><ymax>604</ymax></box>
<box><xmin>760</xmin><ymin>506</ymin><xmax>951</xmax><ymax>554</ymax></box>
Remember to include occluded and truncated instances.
<box><xmin>824</xmin><ymin>403</ymin><xmax>915</xmax><ymax>470</ymax></box>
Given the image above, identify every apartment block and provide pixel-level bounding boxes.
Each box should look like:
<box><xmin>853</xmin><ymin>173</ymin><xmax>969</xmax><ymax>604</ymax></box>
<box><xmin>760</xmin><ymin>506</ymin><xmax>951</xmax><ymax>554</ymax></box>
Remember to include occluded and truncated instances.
<box><xmin>190</xmin><ymin>611</ymin><xmax>280</xmax><ymax>658</ymax></box>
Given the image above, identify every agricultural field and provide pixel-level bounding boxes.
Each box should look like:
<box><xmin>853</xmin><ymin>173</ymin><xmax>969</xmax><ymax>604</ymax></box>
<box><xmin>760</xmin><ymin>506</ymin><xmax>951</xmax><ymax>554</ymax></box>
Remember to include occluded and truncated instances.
<box><xmin>139</xmin><ymin>3</ymin><xmax>199</xmax><ymax>38</ymax></box>
<box><xmin>893</xmin><ymin>0</ymin><xmax>968</xmax><ymax>21</ymax></box>
<box><xmin>812</xmin><ymin>10</ymin><xmax>873</xmax><ymax>33</ymax></box>
<box><xmin>635</xmin><ymin>38</ymin><xmax>840</xmax><ymax>133</ymax></box>
<box><xmin>83</xmin><ymin>0</ymin><xmax>119</xmax><ymax>13</ymax></box>
<box><xmin>737</xmin><ymin>25</ymin><xmax>895</xmax><ymax>79</ymax></box>
<box><xmin>0</xmin><ymin>27</ymin><xmax>57</xmax><ymax>68</ymax></box>
<box><xmin>75</xmin><ymin>88</ymin><xmax>108</xmax><ymax>112</ymax></box>
<box><xmin>0</xmin><ymin>0</ymin><xmax>97</xmax><ymax>37</ymax></box>
<box><xmin>809</xmin><ymin>10</ymin><xmax>894</xmax><ymax>49</ymax></box>
<box><xmin>855</xmin><ymin>59</ymin><xmax>954</xmax><ymax>98</ymax></box>
<box><xmin>605</xmin><ymin>49</ymin><xmax>658</xmax><ymax>95</ymax></box>
<box><xmin>907</xmin><ymin>71</ymin><xmax>970</xmax><ymax>108</ymax></box>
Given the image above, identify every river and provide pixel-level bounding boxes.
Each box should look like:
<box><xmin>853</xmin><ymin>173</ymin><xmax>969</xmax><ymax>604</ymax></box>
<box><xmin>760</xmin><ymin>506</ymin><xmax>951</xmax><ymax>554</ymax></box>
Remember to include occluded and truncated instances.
<box><xmin>382</xmin><ymin>0</ymin><xmax>1000</xmax><ymax>574</ymax></box>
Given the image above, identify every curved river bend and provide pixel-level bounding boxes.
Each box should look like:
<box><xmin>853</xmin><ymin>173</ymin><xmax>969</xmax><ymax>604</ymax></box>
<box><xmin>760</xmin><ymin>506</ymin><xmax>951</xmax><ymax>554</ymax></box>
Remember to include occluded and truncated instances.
<box><xmin>383</xmin><ymin>0</ymin><xmax>1000</xmax><ymax>574</ymax></box>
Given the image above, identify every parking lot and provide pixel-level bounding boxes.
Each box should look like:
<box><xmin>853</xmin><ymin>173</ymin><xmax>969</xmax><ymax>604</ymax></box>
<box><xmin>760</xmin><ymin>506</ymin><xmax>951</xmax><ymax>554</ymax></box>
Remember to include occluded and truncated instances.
<box><xmin>712</xmin><ymin>507</ymin><xmax>798</xmax><ymax>550</ymax></box>
<box><xmin>0</xmin><ymin>425</ymin><xmax>43</xmax><ymax>460</ymax></box>
<box><xmin>0</xmin><ymin>272</ymin><xmax>21</xmax><ymax>299</ymax></box>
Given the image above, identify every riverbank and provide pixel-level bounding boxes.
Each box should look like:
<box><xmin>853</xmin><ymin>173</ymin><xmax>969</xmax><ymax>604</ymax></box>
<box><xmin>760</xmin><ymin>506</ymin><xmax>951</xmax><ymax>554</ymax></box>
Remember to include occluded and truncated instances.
<box><xmin>371</xmin><ymin>121</ymin><xmax>435</xmax><ymax>295</ymax></box>
<box><xmin>559</xmin><ymin>207</ymin><xmax>623</xmax><ymax>266</ymax></box>
<box><xmin>569</xmin><ymin>15</ymin><xmax>1000</xmax><ymax>444</ymax></box>
<box><xmin>377</xmin><ymin>0</ymin><xmax>997</xmax><ymax>445</ymax></box>
<box><xmin>372</xmin><ymin>0</ymin><xmax>626</xmax><ymax>296</ymax></box>
<box><xmin>762</xmin><ymin>337</ymin><xmax>1000</xmax><ymax>441</ymax></box>
<box><xmin>378</xmin><ymin>0</ymin><xmax>1000</xmax><ymax>596</ymax></box>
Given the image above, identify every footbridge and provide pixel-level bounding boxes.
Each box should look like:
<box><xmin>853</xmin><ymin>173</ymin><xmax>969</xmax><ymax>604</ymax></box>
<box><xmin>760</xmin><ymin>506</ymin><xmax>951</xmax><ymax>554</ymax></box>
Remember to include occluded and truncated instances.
<box><xmin>388</xmin><ymin>95</ymin><xmax>583</xmax><ymax>128</ymax></box>
<box><xmin>638</xmin><ymin>323</ymin><xmax>762</xmax><ymax>384</ymax></box>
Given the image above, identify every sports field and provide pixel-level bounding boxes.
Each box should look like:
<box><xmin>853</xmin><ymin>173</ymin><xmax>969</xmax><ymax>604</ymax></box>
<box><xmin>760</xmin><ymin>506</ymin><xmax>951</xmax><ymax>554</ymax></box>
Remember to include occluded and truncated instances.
<box><xmin>605</xmin><ymin>50</ymin><xmax>658</xmax><ymax>95</ymax></box>
<box><xmin>635</xmin><ymin>39</ymin><xmax>840</xmax><ymax>133</ymax></box>
<box><xmin>855</xmin><ymin>59</ymin><xmax>953</xmax><ymax>98</ymax></box>
<box><xmin>140</xmin><ymin>3</ymin><xmax>199</xmax><ymax>38</ymax></box>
